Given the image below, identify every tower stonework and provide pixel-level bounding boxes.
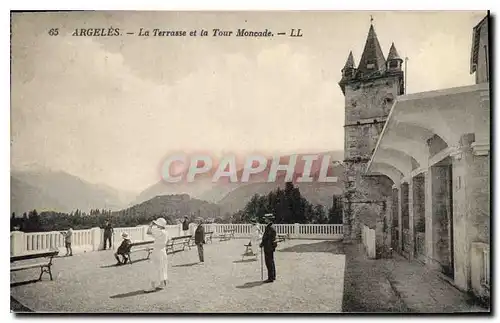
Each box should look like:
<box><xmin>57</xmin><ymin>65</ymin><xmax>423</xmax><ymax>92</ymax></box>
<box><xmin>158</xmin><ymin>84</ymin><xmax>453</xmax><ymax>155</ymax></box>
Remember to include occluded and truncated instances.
<box><xmin>339</xmin><ymin>24</ymin><xmax>404</xmax><ymax>243</ymax></box>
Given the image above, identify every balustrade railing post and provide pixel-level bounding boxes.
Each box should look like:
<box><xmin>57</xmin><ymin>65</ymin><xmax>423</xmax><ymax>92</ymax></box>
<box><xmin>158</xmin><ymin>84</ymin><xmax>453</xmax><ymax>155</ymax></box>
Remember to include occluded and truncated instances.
<box><xmin>11</xmin><ymin>231</ymin><xmax>25</xmax><ymax>256</ymax></box>
<box><xmin>294</xmin><ymin>223</ymin><xmax>300</xmax><ymax>239</ymax></box>
<box><xmin>91</xmin><ymin>227</ymin><xmax>102</xmax><ymax>251</ymax></box>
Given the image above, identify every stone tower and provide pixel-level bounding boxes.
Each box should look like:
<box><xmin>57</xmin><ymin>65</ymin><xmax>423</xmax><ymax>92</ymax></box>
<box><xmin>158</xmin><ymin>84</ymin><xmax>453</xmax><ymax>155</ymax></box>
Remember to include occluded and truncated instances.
<box><xmin>338</xmin><ymin>23</ymin><xmax>404</xmax><ymax>243</ymax></box>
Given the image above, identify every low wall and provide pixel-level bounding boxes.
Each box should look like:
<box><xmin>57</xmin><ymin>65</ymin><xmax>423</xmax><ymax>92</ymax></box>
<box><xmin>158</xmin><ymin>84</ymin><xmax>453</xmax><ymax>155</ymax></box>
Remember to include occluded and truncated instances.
<box><xmin>10</xmin><ymin>223</ymin><xmax>344</xmax><ymax>256</ymax></box>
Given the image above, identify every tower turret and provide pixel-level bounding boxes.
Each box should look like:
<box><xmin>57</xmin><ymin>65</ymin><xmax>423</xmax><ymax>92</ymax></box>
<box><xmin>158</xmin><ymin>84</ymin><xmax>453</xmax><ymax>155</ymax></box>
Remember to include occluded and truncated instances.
<box><xmin>386</xmin><ymin>42</ymin><xmax>403</xmax><ymax>71</ymax></box>
<box><xmin>339</xmin><ymin>51</ymin><xmax>356</xmax><ymax>94</ymax></box>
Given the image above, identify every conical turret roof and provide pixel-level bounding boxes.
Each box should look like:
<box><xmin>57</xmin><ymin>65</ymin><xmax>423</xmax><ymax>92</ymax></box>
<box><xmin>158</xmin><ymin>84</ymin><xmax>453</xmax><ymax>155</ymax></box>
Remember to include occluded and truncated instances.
<box><xmin>342</xmin><ymin>51</ymin><xmax>356</xmax><ymax>70</ymax></box>
<box><xmin>357</xmin><ymin>24</ymin><xmax>386</xmax><ymax>74</ymax></box>
<box><xmin>387</xmin><ymin>42</ymin><xmax>402</xmax><ymax>61</ymax></box>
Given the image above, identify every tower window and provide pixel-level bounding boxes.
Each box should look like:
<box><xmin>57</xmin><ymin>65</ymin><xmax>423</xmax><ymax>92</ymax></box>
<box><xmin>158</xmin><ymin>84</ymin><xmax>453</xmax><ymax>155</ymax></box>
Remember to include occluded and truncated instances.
<box><xmin>389</xmin><ymin>61</ymin><xmax>399</xmax><ymax>68</ymax></box>
<box><xmin>366</xmin><ymin>63</ymin><xmax>375</xmax><ymax>69</ymax></box>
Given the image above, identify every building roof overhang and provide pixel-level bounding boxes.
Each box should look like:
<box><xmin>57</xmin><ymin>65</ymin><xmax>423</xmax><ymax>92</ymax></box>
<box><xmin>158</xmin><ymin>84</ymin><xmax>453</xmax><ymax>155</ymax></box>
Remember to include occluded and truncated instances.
<box><xmin>366</xmin><ymin>83</ymin><xmax>490</xmax><ymax>181</ymax></box>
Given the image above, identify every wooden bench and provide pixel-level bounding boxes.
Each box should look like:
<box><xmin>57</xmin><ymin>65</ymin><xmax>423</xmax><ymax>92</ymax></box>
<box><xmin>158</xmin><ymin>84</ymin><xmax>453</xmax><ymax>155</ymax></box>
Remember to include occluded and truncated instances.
<box><xmin>123</xmin><ymin>240</ymin><xmax>154</xmax><ymax>264</ymax></box>
<box><xmin>11</xmin><ymin>250</ymin><xmax>59</xmax><ymax>281</ymax></box>
<box><xmin>276</xmin><ymin>233</ymin><xmax>290</xmax><ymax>243</ymax></box>
<box><xmin>219</xmin><ymin>229</ymin><xmax>235</xmax><ymax>241</ymax></box>
<box><xmin>166</xmin><ymin>235</ymin><xmax>191</xmax><ymax>253</ymax></box>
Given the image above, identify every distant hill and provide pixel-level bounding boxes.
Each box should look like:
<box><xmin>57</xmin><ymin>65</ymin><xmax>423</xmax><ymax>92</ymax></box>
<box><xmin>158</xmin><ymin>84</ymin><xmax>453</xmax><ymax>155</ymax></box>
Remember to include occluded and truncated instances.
<box><xmin>134</xmin><ymin>150</ymin><xmax>344</xmax><ymax>205</ymax></box>
<box><xmin>10</xmin><ymin>168</ymin><xmax>136</xmax><ymax>215</ymax></box>
<box><xmin>11</xmin><ymin>177</ymin><xmax>67</xmax><ymax>215</ymax></box>
<box><xmin>133</xmin><ymin>178</ymin><xmax>218</xmax><ymax>205</ymax></box>
<box><xmin>115</xmin><ymin>194</ymin><xmax>221</xmax><ymax>222</ymax></box>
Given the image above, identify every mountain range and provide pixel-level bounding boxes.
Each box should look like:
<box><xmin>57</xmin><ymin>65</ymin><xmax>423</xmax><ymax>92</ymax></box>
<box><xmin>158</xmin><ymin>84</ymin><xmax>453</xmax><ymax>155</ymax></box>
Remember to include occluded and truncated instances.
<box><xmin>11</xmin><ymin>167</ymin><xmax>136</xmax><ymax>215</ymax></box>
<box><xmin>11</xmin><ymin>150</ymin><xmax>345</xmax><ymax>216</ymax></box>
<box><xmin>134</xmin><ymin>150</ymin><xmax>344</xmax><ymax>204</ymax></box>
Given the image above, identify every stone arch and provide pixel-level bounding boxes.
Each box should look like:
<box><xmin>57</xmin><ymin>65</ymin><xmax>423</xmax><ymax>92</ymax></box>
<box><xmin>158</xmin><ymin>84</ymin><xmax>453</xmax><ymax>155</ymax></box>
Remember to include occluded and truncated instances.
<box><xmin>371</xmin><ymin>147</ymin><xmax>414</xmax><ymax>176</ymax></box>
<box><xmin>370</xmin><ymin>162</ymin><xmax>403</xmax><ymax>186</ymax></box>
<box><xmin>379</xmin><ymin>132</ymin><xmax>429</xmax><ymax>167</ymax></box>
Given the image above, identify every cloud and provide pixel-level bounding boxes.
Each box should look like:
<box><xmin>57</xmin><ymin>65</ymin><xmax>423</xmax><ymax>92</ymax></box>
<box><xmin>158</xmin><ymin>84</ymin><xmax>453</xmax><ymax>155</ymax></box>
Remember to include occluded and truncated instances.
<box><xmin>10</xmin><ymin>11</ymin><xmax>484</xmax><ymax>191</ymax></box>
<box><xmin>11</xmin><ymin>35</ymin><xmax>343</xmax><ymax>190</ymax></box>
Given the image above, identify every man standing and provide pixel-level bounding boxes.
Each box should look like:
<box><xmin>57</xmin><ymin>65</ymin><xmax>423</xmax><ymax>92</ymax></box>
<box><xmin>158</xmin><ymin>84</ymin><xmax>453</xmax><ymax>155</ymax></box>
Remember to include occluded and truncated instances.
<box><xmin>194</xmin><ymin>219</ymin><xmax>205</xmax><ymax>263</ymax></box>
<box><xmin>103</xmin><ymin>220</ymin><xmax>114</xmax><ymax>250</ymax></box>
<box><xmin>182</xmin><ymin>216</ymin><xmax>190</xmax><ymax>235</ymax></box>
<box><xmin>260</xmin><ymin>215</ymin><xmax>277</xmax><ymax>283</ymax></box>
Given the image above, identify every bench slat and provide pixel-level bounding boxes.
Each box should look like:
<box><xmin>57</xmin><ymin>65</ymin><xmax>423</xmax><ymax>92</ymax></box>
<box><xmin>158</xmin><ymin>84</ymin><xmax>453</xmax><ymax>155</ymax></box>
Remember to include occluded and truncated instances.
<box><xmin>11</xmin><ymin>251</ymin><xmax>59</xmax><ymax>263</ymax></box>
<box><xmin>130</xmin><ymin>247</ymin><xmax>153</xmax><ymax>253</ymax></box>
<box><xmin>11</xmin><ymin>262</ymin><xmax>50</xmax><ymax>271</ymax></box>
<box><xmin>130</xmin><ymin>240</ymin><xmax>154</xmax><ymax>247</ymax></box>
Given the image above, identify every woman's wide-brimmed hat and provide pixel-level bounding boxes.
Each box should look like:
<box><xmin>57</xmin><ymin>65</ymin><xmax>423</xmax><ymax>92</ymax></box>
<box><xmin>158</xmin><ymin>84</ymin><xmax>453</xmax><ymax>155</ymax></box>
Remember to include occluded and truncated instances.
<box><xmin>121</xmin><ymin>232</ymin><xmax>129</xmax><ymax>238</ymax></box>
<box><xmin>152</xmin><ymin>217</ymin><xmax>167</xmax><ymax>228</ymax></box>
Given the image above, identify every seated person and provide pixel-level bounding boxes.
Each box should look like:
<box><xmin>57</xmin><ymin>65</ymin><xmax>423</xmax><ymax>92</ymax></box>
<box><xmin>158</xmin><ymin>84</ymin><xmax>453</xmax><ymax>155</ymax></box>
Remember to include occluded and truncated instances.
<box><xmin>114</xmin><ymin>232</ymin><xmax>132</xmax><ymax>265</ymax></box>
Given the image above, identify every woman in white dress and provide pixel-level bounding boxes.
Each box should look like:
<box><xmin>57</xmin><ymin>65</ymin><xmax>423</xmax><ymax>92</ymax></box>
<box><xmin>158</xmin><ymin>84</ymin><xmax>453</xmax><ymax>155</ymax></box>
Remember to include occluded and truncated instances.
<box><xmin>251</xmin><ymin>222</ymin><xmax>263</xmax><ymax>249</ymax></box>
<box><xmin>145</xmin><ymin>217</ymin><xmax>169</xmax><ymax>292</ymax></box>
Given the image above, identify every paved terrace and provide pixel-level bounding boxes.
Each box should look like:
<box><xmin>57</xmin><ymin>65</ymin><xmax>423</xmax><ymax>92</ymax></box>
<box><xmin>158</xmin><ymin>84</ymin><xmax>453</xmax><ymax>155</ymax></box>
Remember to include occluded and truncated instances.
<box><xmin>11</xmin><ymin>239</ymin><xmax>345</xmax><ymax>313</ymax></box>
<box><xmin>11</xmin><ymin>238</ymin><xmax>488</xmax><ymax>313</ymax></box>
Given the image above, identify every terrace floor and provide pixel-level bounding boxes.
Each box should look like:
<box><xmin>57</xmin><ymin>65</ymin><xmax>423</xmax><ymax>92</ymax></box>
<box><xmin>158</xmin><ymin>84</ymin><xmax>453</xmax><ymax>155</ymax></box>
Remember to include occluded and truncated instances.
<box><xmin>11</xmin><ymin>239</ymin><xmax>345</xmax><ymax>313</ymax></box>
<box><xmin>10</xmin><ymin>238</ymin><xmax>489</xmax><ymax>313</ymax></box>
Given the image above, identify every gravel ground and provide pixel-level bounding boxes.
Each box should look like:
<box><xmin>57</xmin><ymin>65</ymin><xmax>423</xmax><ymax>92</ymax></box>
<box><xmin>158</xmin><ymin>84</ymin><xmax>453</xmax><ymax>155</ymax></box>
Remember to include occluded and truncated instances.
<box><xmin>11</xmin><ymin>239</ymin><xmax>346</xmax><ymax>313</ymax></box>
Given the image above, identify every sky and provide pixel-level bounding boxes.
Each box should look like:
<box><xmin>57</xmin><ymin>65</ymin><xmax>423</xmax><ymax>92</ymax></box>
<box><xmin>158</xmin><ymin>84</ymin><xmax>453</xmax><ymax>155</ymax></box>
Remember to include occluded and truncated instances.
<box><xmin>10</xmin><ymin>10</ymin><xmax>486</xmax><ymax>192</ymax></box>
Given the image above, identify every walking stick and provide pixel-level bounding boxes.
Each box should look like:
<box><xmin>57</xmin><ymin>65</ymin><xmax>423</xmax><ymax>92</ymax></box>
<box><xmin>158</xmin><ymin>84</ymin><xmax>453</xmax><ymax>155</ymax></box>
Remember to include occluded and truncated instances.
<box><xmin>260</xmin><ymin>246</ymin><xmax>264</xmax><ymax>281</ymax></box>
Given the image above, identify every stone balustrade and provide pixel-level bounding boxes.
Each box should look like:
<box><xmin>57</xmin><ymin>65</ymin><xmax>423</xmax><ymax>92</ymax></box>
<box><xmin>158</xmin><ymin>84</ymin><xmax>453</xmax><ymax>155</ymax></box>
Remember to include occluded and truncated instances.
<box><xmin>10</xmin><ymin>223</ymin><xmax>344</xmax><ymax>256</ymax></box>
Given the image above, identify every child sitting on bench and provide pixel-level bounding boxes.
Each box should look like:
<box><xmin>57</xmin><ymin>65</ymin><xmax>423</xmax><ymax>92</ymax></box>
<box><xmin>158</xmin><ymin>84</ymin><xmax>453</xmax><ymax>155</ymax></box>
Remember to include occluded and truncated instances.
<box><xmin>114</xmin><ymin>232</ymin><xmax>132</xmax><ymax>265</ymax></box>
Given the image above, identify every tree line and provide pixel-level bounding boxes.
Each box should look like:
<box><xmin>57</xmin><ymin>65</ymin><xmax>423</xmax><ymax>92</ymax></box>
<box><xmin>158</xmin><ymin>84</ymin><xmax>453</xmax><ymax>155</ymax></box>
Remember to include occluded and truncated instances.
<box><xmin>10</xmin><ymin>208</ymin><xmax>178</xmax><ymax>233</ymax></box>
<box><xmin>230</xmin><ymin>182</ymin><xmax>343</xmax><ymax>225</ymax></box>
<box><xmin>10</xmin><ymin>182</ymin><xmax>343</xmax><ymax>232</ymax></box>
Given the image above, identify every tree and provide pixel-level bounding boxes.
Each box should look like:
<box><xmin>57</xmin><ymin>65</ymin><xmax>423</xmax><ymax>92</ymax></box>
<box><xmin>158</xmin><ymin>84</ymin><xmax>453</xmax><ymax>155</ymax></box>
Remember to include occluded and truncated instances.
<box><xmin>242</xmin><ymin>194</ymin><xmax>261</xmax><ymax>223</ymax></box>
<box><xmin>328</xmin><ymin>195</ymin><xmax>343</xmax><ymax>224</ymax></box>
<box><xmin>10</xmin><ymin>212</ymin><xmax>16</xmax><ymax>231</ymax></box>
<box><xmin>313</xmin><ymin>205</ymin><xmax>327</xmax><ymax>224</ymax></box>
<box><xmin>236</xmin><ymin>182</ymin><xmax>331</xmax><ymax>225</ymax></box>
<box><xmin>25</xmin><ymin>209</ymin><xmax>41</xmax><ymax>232</ymax></box>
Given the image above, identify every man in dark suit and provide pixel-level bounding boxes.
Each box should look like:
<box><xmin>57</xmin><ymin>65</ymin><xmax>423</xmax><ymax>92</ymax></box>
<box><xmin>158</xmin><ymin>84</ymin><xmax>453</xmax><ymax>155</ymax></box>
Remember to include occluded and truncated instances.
<box><xmin>260</xmin><ymin>214</ymin><xmax>277</xmax><ymax>283</ymax></box>
<box><xmin>103</xmin><ymin>220</ymin><xmax>114</xmax><ymax>250</ymax></box>
<box><xmin>194</xmin><ymin>219</ymin><xmax>205</xmax><ymax>263</ymax></box>
<box><xmin>182</xmin><ymin>216</ymin><xmax>190</xmax><ymax>235</ymax></box>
